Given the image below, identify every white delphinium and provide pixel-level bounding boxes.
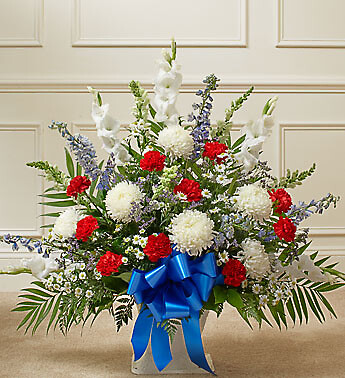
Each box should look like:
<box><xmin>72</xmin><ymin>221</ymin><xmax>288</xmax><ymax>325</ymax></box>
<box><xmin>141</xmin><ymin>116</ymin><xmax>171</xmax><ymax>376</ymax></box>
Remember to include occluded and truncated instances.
<box><xmin>239</xmin><ymin>239</ymin><xmax>271</xmax><ymax>280</ymax></box>
<box><xmin>169</xmin><ymin>210</ymin><xmax>215</xmax><ymax>256</ymax></box>
<box><xmin>235</xmin><ymin>97</ymin><xmax>277</xmax><ymax>172</ymax></box>
<box><xmin>22</xmin><ymin>254</ymin><xmax>59</xmax><ymax>280</ymax></box>
<box><xmin>53</xmin><ymin>208</ymin><xmax>79</xmax><ymax>239</ymax></box>
<box><xmin>157</xmin><ymin>125</ymin><xmax>194</xmax><ymax>158</ymax></box>
<box><xmin>235</xmin><ymin>184</ymin><xmax>272</xmax><ymax>221</ymax></box>
<box><xmin>105</xmin><ymin>181</ymin><xmax>143</xmax><ymax>223</ymax></box>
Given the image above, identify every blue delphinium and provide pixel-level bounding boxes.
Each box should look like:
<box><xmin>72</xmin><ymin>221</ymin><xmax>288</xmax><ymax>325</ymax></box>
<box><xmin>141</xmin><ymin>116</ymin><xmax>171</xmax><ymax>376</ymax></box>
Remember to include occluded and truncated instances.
<box><xmin>188</xmin><ymin>74</ymin><xmax>220</xmax><ymax>157</ymax></box>
<box><xmin>2</xmin><ymin>234</ymin><xmax>43</xmax><ymax>253</ymax></box>
<box><xmin>49</xmin><ymin>121</ymin><xmax>101</xmax><ymax>181</ymax></box>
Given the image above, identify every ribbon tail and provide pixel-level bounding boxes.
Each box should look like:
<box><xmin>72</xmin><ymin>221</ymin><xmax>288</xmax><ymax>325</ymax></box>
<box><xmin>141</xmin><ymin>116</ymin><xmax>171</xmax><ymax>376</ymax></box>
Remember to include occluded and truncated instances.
<box><xmin>151</xmin><ymin>320</ymin><xmax>172</xmax><ymax>371</ymax></box>
<box><xmin>181</xmin><ymin>312</ymin><xmax>215</xmax><ymax>374</ymax></box>
<box><xmin>131</xmin><ymin>307</ymin><xmax>154</xmax><ymax>361</ymax></box>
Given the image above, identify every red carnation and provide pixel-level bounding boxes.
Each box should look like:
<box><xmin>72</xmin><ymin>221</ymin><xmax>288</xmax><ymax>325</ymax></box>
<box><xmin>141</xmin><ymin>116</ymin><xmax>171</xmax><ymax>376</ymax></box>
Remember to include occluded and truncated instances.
<box><xmin>268</xmin><ymin>188</ymin><xmax>292</xmax><ymax>214</ymax></box>
<box><xmin>203</xmin><ymin>141</ymin><xmax>228</xmax><ymax>164</ymax></box>
<box><xmin>75</xmin><ymin>215</ymin><xmax>99</xmax><ymax>242</ymax></box>
<box><xmin>67</xmin><ymin>175</ymin><xmax>91</xmax><ymax>199</ymax></box>
<box><xmin>140</xmin><ymin>151</ymin><xmax>166</xmax><ymax>172</ymax></box>
<box><xmin>96</xmin><ymin>251</ymin><xmax>123</xmax><ymax>276</ymax></box>
<box><xmin>273</xmin><ymin>216</ymin><xmax>296</xmax><ymax>242</ymax></box>
<box><xmin>143</xmin><ymin>233</ymin><xmax>172</xmax><ymax>262</ymax></box>
<box><xmin>222</xmin><ymin>259</ymin><xmax>247</xmax><ymax>287</ymax></box>
<box><xmin>174</xmin><ymin>179</ymin><xmax>202</xmax><ymax>202</ymax></box>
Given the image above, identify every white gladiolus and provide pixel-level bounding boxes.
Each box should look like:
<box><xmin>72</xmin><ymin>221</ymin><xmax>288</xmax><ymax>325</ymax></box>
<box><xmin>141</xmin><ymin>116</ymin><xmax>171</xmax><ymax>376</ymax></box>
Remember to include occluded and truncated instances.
<box><xmin>235</xmin><ymin>184</ymin><xmax>272</xmax><ymax>221</ymax></box>
<box><xmin>239</xmin><ymin>239</ymin><xmax>271</xmax><ymax>280</ymax></box>
<box><xmin>105</xmin><ymin>182</ymin><xmax>143</xmax><ymax>223</ymax></box>
<box><xmin>22</xmin><ymin>254</ymin><xmax>59</xmax><ymax>280</ymax></box>
<box><xmin>53</xmin><ymin>208</ymin><xmax>79</xmax><ymax>238</ymax></box>
<box><xmin>157</xmin><ymin>125</ymin><xmax>194</xmax><ymax>158</ymax></box>
<box><xmin>169</xmin><ymin>210</ymin><xmax>215</xmax><ymax>255</ymax></box>
<box><xmin>90</xmin><ymin>89</ymin><xmax>130</xmax><ymax>165</ymax></box>
<box><xmin>285</xmin><ymin>255</ymin><xmax>327</xmax><ymax>282</ymax></box>
<box><xmin>235</xmin><ymin>113</ymin><xmax>275</xmax><ymax>172</ymax></box>
<box><xmin>153</xmin><ymin>50</ymin><xmax>182</xmax><ymax>126</ymax></box>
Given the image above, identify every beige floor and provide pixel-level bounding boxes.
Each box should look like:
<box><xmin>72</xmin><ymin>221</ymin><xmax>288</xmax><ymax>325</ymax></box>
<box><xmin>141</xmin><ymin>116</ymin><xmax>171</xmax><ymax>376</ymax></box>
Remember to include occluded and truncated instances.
<box><xmin>1</xmin><ymin>290</ymin><xmax>345</xmax><ymax>378</ymax></box>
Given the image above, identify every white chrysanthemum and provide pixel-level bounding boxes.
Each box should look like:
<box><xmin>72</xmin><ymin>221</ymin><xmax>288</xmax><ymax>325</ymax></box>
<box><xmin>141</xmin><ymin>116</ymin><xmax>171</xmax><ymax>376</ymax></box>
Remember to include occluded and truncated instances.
<box><xmin>53</xmin><ymin>208</ymin><xmax>79</xmax><ymax>238</ymax></box>
<box><xmin>235</xmin><ymin>184</ymin><xmax>272</xmax><ymax>221</ymax></box>
<box><xmin>239</xmin><ymin>239</ymin><xmax>271</xmax><ymax>280</ymax></box>
<box><xmin>105</xmin><ymin>182</ymin><xmax>143</xmax><ymax>223</ymax></box>
<box><xmin>169</xmin><ymin>210</ymin><xmax>215</xmax><ymax>256</ymax></box>
<box><xmin>157</xmin><ymin>125</ymin><xmax>194</xmax><ymax>158</ymax></box>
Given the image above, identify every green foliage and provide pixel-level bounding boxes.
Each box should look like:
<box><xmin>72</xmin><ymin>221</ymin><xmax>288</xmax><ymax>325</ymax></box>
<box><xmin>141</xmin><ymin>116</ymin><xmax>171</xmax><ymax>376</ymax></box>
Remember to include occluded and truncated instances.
<box><xmin>224</xmin><ymin>86</ymin><xmax>254</xmax><ymax>123</ymax></box>
<box><xmin>113</xmin><ymin>295</ymin><xmax>135</xmax><ymax>331</ymax></box>
<box><xmin>159</xmin><ymin>319</ymin><xmax>180</xmax><ymax>342</ymax></box>
<box><xmin>13</xmin><ymin>281</ymin><xmax>61</xmax><ymax>335</ymax></box>
<box><xmin>274</xmin><ymin>163</ymin><xmax>316</xmax><ymax>189</ymax></box>
<box><xmin>27</xmin><ymin>161</ymin><xmax>68</xmax><ymax>190</ymax></box>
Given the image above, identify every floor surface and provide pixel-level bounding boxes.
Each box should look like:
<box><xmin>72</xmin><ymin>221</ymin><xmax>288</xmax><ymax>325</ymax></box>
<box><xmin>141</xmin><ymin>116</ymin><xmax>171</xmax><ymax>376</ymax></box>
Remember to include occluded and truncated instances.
<box><xmin>1</xmin><ymin>290</ymin><xmax>345</xmax><ymax>378</ymax></box>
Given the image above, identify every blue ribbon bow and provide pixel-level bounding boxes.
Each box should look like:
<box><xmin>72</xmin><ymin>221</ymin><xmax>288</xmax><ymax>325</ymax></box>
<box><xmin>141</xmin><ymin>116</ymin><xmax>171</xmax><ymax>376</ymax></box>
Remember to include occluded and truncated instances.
<box><xmin>127</xmin><ymin>247</ymin><xmax>217</xmax><ymax>374</ymax></box>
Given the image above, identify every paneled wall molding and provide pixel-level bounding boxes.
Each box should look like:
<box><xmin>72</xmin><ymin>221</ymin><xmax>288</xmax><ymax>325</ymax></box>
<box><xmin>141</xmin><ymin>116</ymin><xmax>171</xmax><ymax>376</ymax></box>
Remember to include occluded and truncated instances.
<box><xmin>2</xmin><ymin>80</ymin><xmax>345</xmax><ymax>94</ymax></box>
<box><xmin>0</xmin><ymin>0</ymin><xmax>43</xmax><ymax>47</ymax></box>
<box><xmin>279</xmin><ymin>122</ymin><xmax>345</xmax><ymax>238</ymax></box>
<box><xmin>277</xmin><ymin>0</ymin><xmax>345</xmax><ymax>48</ymax></box>
<box><xmin>0</xmin><ymin>123</ymin><xmax>43</xmax><ymax>237</ymax></box>
<box><xmin>72</xmin><ymin>0</ymin><xmax>247</xmax><ymax>48</ymax></box>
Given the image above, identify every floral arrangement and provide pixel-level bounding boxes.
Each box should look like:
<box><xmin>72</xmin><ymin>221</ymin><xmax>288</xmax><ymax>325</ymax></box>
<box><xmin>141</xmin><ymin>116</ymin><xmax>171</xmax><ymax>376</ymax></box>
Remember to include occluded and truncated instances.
<box><xmin>1</xmin><ymin>40</ymin><xmax>344</xmax><ymax>374</ymax></box>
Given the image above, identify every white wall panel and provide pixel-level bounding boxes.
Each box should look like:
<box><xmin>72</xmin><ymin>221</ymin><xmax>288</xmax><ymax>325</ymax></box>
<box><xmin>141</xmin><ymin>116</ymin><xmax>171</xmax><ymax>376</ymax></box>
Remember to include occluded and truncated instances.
<box><xmin>72</xmin><ymin>0</ymin><xmax>247</xmax><ymax>47</ymax></box>
<box><xmin>277</xmin><ymin>0</ymin><xmax>345</xmax><ymax>47</ymax></box>
<box><xmin>0</xmin><ymin>124</ymin><xmax>42</xmax><ymax>236</ymax></box>
<box><xmin>0</xmin><ymin>0</ymin><xmax>43</xmax><ymax>47</ymax></box>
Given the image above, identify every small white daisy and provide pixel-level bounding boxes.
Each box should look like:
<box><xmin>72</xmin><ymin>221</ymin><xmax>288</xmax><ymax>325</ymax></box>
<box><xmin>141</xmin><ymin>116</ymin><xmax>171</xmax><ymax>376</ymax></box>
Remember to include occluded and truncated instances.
<box><xmin>64</xmin><ymin>282</ymin><xmax>71</xmax><ymax>289</ymax></box>
<box><xmin>136</xmin><ymin>251</ymin><xmax>145</xmax><ymax>260</ymax></box>
<box><xmin>285</xmin><ymin>289</ymin><xmax>293</xmax><ymax>298</ymax></box>
<box><xmin>216</xmin><ymin>260</ymin><xmax>223</xmax><ymax>266</ymax></box>
<box><xmin>139</xmin><ymin>229</ymin><xmax>145</xmax><ymax>234</ymax></box>
<box><xmin>47</xmin><ymin>276</ymin><xmax>54</xmax><ymax>285</ymax></box>
<box><xmin>272</xmin><ymin>298</ymin><xmax>280</xmax><ymax>306</ymax></box>
<box><xmin>94</xmin><ymin>271</ymin><xmax>102</xmax><ymax>280</ymax></box>
<box><xmin>64</xmin><ymin>287</ymin><xmax>71</xmax><ymax>294</ymax></box>
<box><xmin>75</xmin><ymin>287</ymin><xmax>82</xmax><ymax>296</ymax></box>
<box><xmin>176</xmin><ymin>192</ymin><xmax>188</xmax><ymax>201</ymax></box>
<box><xmin>201</xmin><ymin>189</ymin><xmax>212</xmax><ymax>199</ymax></box>
<box><xmin>216</xmin><ymin>175</ymin><xmax>229</xmax><ymax>185</ymax></box>
<box><xmin>53</xmin><ymin>284</ymin><xmax>60</xmax><ymax>291</ymax></box>
<box><xmin>85</xmin><ymin>290</ymin><xmax>93</xmax><ymax>299</ymax></box>
<box><xmin>252</xmin><ymin>284</ymin><xmax>262</xmax><ymax>295</ymax></box>
<box><xmin>259</xmin><ymin>295</ymin><xmax>268</xmax><ymax>307</ymax></box>
<box><xmin>79</xmin><ymin>263</ymin><xmax>86</xmax><ymax>270</ymax></box>
<box><xmin>79</xmin><ymin>272</ymin><xmax>86</xmax><ymax>280</ymax></box>
<box><xmin>56</xmin><ymin>276</ymin><xmax>64</xmax><ymax>284</ymax></box>
<box><xmin>204</xmin><ymin>172</ymin><xmax>213</xmax><ymax>179</ymax></box>
<box><xmin>123</xmin><ymin>237</ymin><xmax>131</xmax><ymax>243</ymax></box>
<box><xmin>71</xmin><ymin>274</ymin><xmax>77</xmax><ymax>282</ymax></box>
<box><xmin>122</xmin><ymin>257</ymin><xmax>128</xmax><ymax>264</ymax></box>
<box><xmin>275</xmin><ymin>289</ymin><xmax>284</xmax><ymax>300</ymax></box>
<box><xmin>115</xmin><ymin>224</ymin><xmax>122</xmax><ymax>232</ymax></box>
<box><xmin>241</xmin><ymin>279</ymin><xmax>248</xmax><ymax>289</ymax></box>
<box><xmin>290</xmin><ymin>278</ymin><xmax>297</xmax><ymax>287</ymax></box>
<box><xmin>214</xmin><ymin>164</ymin><xmax>225</xmax><ymax>173</ymax></box>
<box><xmin>209</xmin><ymin>208</ymin><xmax>220</xmax><ymax>214</ymax></box>
<box><xmin>133</xmin><ymin>235</ymin><xmax>141</xmax><ymax>244</ymax></box>
<box><xmin>219</xmin><ymin>251</ymin><xmax>229</xmax><ymax>263</ymax></box>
